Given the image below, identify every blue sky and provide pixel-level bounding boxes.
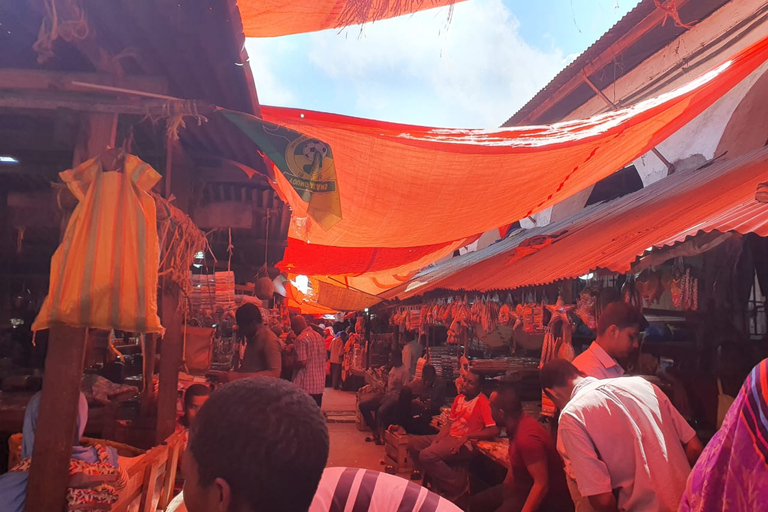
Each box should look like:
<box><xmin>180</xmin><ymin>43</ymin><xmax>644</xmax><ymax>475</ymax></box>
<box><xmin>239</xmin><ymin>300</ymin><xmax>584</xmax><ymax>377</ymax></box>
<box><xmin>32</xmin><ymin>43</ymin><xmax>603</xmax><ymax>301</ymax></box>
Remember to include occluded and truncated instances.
<box><xmin>246</xmin><ymin>0</ymin><xmax>640</xmax><ymax>128</ymax></box>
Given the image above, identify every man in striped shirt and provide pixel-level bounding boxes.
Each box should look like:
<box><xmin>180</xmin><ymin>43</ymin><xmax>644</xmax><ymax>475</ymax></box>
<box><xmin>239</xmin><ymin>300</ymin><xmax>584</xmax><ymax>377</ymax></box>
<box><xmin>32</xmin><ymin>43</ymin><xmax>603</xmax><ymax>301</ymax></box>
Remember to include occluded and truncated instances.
<box><xmin>292</xmin><ymin>315</ymin><xmax>328</xmax><ymax>407</ymax></box>
<box><xmin>310</xmin><ymin>467</ymin><xmax>463</xmax><ymax>512</ymax></box>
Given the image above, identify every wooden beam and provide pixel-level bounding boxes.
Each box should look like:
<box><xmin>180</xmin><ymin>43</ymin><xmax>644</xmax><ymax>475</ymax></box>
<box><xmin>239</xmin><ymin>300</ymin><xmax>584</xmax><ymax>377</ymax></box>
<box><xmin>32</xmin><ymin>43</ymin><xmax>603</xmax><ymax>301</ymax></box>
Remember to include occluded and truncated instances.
<box><xmin>0</xmin><ymin>69</ymin><xmax>168</xmax><ymax>95</ymax></box>
<box><xmin>520</xmin><ymin>0</ymin><xmax>693</xmax><ymax>124</ymax></box>
<box><xmin>156</xmin><ymin>286</ymin><xmax>184</xmax><ymax>444</ymax></box>
<box><xmin>73</xmin><ymin>112</ymin><xmax>119</xmax><ymax>166</ymax></box>
<box><xmin>0</xmin><ymin>90</ymin><xmax>214</xmax><ymax>116</ymax></box>
<box><xmin>25</xmin><ymin>327</ymin><xmax>88</xmax><ymax>512</ymax></box>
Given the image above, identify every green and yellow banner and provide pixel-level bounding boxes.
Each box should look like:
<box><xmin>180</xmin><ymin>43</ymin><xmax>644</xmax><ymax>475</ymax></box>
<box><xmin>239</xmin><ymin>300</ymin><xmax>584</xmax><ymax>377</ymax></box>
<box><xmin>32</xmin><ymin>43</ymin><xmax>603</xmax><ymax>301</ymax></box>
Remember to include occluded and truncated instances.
<box><xmin>219</xmin><ymin>108</ymin><xmax>342</xmax><ymax>229</ymax></box>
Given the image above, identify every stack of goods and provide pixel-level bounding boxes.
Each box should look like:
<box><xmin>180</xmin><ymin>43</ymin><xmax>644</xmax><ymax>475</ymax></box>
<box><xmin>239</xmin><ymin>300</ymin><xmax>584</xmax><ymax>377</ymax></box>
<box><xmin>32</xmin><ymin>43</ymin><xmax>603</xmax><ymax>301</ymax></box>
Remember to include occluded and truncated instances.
<box><xmin>427</xmin><ymin>346</ymin><xmax>459</xmax><ymax>382</ymax></box>
<box><xmin>470</xmin><ymin>356</ymin><xmax>540</xmax><ymax>373</ymax></box>
<box><xmin>190</xmin><ymin>273</ymin><xmax>215</xmax><ymax>312</ymax></box>
<box><xmin>214</xmin><ymin>271</ymin><xmax>235</xmax><ymax>311</ymax></box>
<box><xmin>430</xmin><ymin>405</ymin><xmax>452</xmax><ymax>430</ymax></box>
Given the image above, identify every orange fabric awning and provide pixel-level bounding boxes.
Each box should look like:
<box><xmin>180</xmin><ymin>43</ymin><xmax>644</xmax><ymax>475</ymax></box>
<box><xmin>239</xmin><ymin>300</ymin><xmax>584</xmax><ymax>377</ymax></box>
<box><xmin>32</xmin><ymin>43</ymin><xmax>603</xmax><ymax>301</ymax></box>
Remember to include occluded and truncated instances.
<box><xmin>278</xmin><ymin>236</ymin><xmax>475</xmax><ymax>276</ymax></box>
<box><xmin>385</xmin><ymin>147</ymin><xmax>768</xmax><ymax>298</ymax></box>
<box><xmin>261</xmin><ymin>34</ymin><xmax>768</xmax><ymax>250</ymax></box>
<box><xmin>239</xmin><ymin>0</ymin><xmax>462</xmax><ymax>38</ymax></box>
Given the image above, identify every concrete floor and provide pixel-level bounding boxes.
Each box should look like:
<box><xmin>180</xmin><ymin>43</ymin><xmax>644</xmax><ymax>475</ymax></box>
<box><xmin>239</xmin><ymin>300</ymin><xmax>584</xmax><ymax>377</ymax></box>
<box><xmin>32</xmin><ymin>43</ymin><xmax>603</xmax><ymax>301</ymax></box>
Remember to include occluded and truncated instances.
<box><xmin>321</xmin><ymin>388</ymin><xmax>387</xmax><ymax>471</ymax></box>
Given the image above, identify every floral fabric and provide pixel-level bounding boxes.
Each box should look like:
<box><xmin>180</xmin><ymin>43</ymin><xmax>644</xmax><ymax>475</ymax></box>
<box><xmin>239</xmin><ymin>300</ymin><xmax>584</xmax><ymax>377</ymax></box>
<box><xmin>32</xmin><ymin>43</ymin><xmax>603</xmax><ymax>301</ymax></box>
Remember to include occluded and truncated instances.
<box><xmin>679</xmin><ymin>359</ymin><xmax>768</xmax><ymax>511</ymax></box>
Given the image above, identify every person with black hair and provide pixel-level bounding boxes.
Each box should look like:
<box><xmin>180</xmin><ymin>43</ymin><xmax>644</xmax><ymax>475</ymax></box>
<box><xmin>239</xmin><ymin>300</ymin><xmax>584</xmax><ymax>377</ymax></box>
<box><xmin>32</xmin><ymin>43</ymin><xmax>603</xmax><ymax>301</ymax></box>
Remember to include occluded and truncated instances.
<box><xmin>178</xmin><ymin>384</ymin><xmax>210</xmax><ymax>432</ymax></box>
<box><xmin>395</xmin><ymin>364</ymin><xmax>447</xmax><ymax>435</ymax></box>
<box><xmin>540</xmin><ymin>359</ymin><xmax>702</xmax><ymax>512</ymax></box>
<box><xmin>182</xmin><ymin>378</ymin><xmax>329</xmax><ymax>512</ymax></box>
<box><xmin>209</xmin><ymin>303</ymin><xmax>282</xmax><ymax>382</ymax></box>
<box><xmin>572</xmin><ymin>302</ymin><xmax>647</xmax><ymax>380</ymax></box>
<box><xmin>292</xmin><ymin>315</ymin><xmax>327</xmax><ymax>407</ymax></box>
<box><xmin>359</xmin><ymin>350</ymin><xmax>410</xmax><ymax>444</ymax></box>
<box><xmin>402</xmin><ymin>332</ymin><xmax>424</xmax><ymax>379</ymax></box>
<box><xmin>407</xmin><ymin>370</ymin><xmax>499</xmax><ymax>501</ymax></box>
<box><xmin>471</xmin><ymin>384</ymin><xmax>571</xmax><ymax>512</ymax></box>
<box><xmin>329</xmin><ymin>331</ymin><xmax>347</xmax><ymax>390</ymax></box>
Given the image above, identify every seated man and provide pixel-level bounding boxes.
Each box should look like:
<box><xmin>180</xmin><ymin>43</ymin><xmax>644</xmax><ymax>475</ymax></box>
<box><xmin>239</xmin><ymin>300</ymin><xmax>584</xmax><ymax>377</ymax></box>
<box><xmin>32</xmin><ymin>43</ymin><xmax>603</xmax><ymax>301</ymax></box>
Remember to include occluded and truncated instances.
<box><xmin>471</xmin><ymin>383</ymin><xmax>573</xmax><ymax>512</ymax></box>
<box><xmin>359</xmin><ymin>350</ymin><xmax>410</xmax><ymax>444</ymax></box>
<box><xmin>407</xmin><ymin>370</ymin><xmax>499</xmax><ymax>501</ymax></box>
<box><xmin>396</xmin><ymin>364</ymin><xmax>447</xmax><ymax>435</ymax></box>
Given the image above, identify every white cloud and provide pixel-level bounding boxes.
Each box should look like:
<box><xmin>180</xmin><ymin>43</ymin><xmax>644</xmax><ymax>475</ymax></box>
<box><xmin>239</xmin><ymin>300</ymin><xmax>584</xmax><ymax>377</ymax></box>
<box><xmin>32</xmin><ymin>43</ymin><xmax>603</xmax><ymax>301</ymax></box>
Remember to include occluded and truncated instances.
<box><xmin>246</xmin><ymin>38</ymin><xmax>298</xmax><ymax>106</ymax></box>
<box><xmin>305</xmin><ymin>0</ymin><xmax>564</xmax><ymax>128</ymax></box>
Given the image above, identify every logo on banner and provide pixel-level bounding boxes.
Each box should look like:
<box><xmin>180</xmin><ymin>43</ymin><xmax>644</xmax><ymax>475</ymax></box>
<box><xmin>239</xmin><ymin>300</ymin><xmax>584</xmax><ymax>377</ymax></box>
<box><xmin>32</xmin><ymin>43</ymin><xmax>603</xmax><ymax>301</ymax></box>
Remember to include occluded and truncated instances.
<box><xmin>285</xmin><ymin>136</ymin><xmax>337</xmax><ymax>194</ymax></box>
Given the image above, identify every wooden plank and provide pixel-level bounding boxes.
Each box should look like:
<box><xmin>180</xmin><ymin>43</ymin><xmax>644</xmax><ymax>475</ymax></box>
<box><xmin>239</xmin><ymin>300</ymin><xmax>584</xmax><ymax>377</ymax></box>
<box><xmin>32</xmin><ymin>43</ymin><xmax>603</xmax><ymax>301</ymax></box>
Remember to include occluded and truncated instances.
<box><xmin>24</xmin><ymin>326</ymin><xmax>88</xmax><ymax>512</ymax></box>
<box><xmin>0</xmin><ymin>69</ymin><xmax>168</xmax><ymax>95</ymax></box>
<box><xmin>140</xmin><ymin>459</ymin><xmax>161</xmax><ymax>512</ymax></box>
<box><xmin>0</xmin><ymin>90</ymin><xmax>213</xmax><ymax>116</ymax></box>
<box><xmin>159</xmin><ymin>433</ymin><xmax>184</xmax><ymax>510</ymax></box>
<box><xmin>156</xmin><ymin>287</ymin><xmax>184</xmax><ymax>444</ymax></box>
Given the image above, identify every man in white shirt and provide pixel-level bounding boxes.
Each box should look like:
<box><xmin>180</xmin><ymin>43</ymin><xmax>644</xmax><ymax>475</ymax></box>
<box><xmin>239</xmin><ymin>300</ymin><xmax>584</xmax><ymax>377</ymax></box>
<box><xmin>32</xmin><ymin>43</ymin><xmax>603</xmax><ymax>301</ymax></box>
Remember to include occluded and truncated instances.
<box><xmin>402</xmin><ymin>333</ymin><xmax>424</xmax><ymax>379</ymax></box>
<box><xmin>567</xmin><ymin>301</ymin><xmax>647</xmax><ymax>511</ymax></box>
<box><xmin>572</xmin><ymin>301</ymin><xmax>647</xmax><ymax>379</ymax></box>
<box><xmin>541</xmin><ymin>359</ymin><xmax>703</xmax><ymax>512</ymax></box>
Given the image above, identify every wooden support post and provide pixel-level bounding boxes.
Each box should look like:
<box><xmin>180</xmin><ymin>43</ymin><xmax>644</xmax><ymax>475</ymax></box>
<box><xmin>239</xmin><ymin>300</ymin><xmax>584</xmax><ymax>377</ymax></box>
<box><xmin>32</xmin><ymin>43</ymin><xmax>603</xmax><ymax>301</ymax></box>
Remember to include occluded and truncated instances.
<box><xmin>156</xmin><ymin>286</ymin><xmax>183</xmax><ymax>445</ymax></box>
<box><xmin>140</xmin><ymin>334</ymin><xmax>157</xmax><ymax>417</ymax></box>
<box><xmin>26</xmin><ymin>110</ymin><xmax>118</xmax><ymax>512</ymax></box>
<box><xmin>25</xmin><ymin>326</ymin><xmax>88</xmax><ymax>512</ymax></box>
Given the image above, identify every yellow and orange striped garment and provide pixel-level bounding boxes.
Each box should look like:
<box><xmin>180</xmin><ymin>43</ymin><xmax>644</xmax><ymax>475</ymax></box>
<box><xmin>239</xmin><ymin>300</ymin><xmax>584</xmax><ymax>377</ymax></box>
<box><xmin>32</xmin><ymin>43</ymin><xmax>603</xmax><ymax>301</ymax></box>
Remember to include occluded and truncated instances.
<box><xmin>32</xmin><ymin>154</ymin><xmax>163</xmax><ymax>334</ymax></box>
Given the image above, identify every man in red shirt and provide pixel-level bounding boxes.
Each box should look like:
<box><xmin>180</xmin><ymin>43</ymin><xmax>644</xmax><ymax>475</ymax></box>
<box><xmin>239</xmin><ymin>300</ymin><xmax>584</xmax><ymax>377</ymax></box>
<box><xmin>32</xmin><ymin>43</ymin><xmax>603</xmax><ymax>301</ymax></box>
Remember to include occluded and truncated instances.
<box><xmin>407</xmin><ymin>370</ymin><xmax>499</xmax><ymax>500</ymax></box>
<box><xmin>472</xmin><ymin>384</ymin><xmax>573</xmax><ymax>512</ymax></box>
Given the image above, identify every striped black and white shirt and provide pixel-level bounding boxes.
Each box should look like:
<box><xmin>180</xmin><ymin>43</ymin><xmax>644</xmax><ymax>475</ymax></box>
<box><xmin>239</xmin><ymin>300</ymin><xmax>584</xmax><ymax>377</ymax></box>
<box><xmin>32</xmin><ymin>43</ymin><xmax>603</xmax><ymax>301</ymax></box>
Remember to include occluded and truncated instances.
<box><xmin>310</xmin><ymin>467</ymin><xmax>462</xmax><ymax>512</ymax></box>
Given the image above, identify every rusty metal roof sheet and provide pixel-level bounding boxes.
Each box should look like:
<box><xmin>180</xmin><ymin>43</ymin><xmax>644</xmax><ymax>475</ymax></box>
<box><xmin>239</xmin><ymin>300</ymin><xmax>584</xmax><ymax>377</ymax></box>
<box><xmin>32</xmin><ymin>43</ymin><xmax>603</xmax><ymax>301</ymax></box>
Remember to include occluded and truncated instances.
<box><xmin>385</xmin><ymin>147</ymin><xmax>768</xmax><ymax>299</ymax></box>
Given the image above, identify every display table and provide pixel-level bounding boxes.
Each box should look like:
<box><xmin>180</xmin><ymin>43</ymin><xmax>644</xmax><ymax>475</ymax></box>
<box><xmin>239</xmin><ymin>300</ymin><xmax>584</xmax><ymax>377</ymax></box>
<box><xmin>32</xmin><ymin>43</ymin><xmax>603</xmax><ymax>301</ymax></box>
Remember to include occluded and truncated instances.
<box><xmin>473</xmin><ymin>438</ymin><xmax>510</xmax><ymax>469</ymax></box>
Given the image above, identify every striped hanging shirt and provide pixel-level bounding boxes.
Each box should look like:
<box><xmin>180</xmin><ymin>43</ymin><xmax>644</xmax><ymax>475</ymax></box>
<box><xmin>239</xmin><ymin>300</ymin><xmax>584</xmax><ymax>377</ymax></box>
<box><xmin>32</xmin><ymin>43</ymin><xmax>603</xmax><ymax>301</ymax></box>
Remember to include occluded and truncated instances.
<box><xmin>310</xmin><ymin>467</ymin><xmax>462</xmax><ymax>512</ymax></box>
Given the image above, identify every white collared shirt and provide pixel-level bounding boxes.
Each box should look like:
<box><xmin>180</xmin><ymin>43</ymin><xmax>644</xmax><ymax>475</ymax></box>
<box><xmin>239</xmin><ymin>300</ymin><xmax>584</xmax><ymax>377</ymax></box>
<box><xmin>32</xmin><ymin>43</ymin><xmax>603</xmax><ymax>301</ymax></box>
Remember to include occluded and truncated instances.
<box><xmin>558</xmin><ymin>376</ymin><xmax>696</xmax><ymax>512</ymax></box>
<box><xmin>572</xmin><ymin>341</ymin><xmax>624</xmax><ymax>379</ymax></box>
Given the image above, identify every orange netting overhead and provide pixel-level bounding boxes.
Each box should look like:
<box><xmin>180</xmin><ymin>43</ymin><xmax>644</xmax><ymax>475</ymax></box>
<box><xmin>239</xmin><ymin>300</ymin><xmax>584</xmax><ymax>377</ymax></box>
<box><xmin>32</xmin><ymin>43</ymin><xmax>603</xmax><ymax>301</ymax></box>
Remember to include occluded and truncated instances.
<box><xmin>239</xmin><ymin>0</ymin><xmax>462</xmax><ymax>37</ymax></box>
<box><xmin>261</xmin><ymin>35</ymin><xmax>768</xmax><ymax>252</ymax></box>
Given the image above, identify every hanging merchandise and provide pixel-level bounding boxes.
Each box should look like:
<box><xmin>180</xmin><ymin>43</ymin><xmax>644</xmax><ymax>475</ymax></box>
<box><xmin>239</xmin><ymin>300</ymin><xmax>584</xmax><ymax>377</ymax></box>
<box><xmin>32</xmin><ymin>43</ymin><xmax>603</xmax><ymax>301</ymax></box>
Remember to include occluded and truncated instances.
<box><xmin>636</xmin><ymin>269</ymin><xmax>662</xmax><ymax>308</ymax></box>
<box><xmin>670</xmin><ymin>258</ymin><xmax>685</xmax><ymax>308</ymax></box>
<box><xmin>32</xmin><ymin>152</ymin><xmax>163</xmax><ymax>334</ymax></box>
<box><xmin>622</xmin><ymin>276</ymin><xmax>642</xmax><ymax>310</ymax></box>
<box><xmin>574</xmin><ymin>290</ymin><xmax>597</xmax><ymax>330</ymax></box>
<box><xmin>522</xmin><ymin>302</ymin><xmax>535</xmax><ymax>333</ymax></box>
<box><xmin>409</xmin><ymin>308</ymin><xmax>422</xmax><ymax>330</ymax></box>
<box><xmin>214</xmin><ymin>271</ymin><xmax>236</xmax><ymax>312</ymax></box>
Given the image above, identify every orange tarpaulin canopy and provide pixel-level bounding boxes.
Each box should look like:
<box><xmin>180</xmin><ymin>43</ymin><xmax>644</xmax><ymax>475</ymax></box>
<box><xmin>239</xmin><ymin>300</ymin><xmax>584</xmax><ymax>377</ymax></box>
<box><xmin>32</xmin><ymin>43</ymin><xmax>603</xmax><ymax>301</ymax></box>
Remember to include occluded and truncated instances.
<box><xmin>384</xmin><ymin>147</ymin><xmax>768</xmax><ymax>298</ymax></box>
<box><xmin>262</xmin><ymin>34</ymin><xmax>768</xmax><ymax>255</ymax></box>
<box><xmin>239</xmin><ymin>0</ymin><xmax>462</xmax><ymax>38</ymax></box>
<box><xmin>278</xmin><ymin>236</ymin><xmax>475</xmax><ymax>275</ymax></box>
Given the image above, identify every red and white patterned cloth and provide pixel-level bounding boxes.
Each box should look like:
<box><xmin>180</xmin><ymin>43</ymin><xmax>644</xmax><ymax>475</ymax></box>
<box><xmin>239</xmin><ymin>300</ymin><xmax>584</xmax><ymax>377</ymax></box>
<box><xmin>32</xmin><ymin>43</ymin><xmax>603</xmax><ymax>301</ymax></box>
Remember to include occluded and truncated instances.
<box><xmin>293</xmin><ymin>328</ymin><xmax>327</xmax><ymax>395</ymax></box>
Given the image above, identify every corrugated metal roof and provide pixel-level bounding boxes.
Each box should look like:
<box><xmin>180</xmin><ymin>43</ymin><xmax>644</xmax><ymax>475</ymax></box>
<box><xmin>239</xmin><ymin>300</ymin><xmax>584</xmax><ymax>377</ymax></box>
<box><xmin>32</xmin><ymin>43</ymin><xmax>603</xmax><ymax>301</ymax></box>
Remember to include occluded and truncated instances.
<box><xmin>504</xmin><ymin>0</ymin><xmax>730</xmax><ymax>126</ymax></box>
<box><xmin>386</xmin><ymin>147</ymin><xmax>768</xmax><ymax>299</ymax></box>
